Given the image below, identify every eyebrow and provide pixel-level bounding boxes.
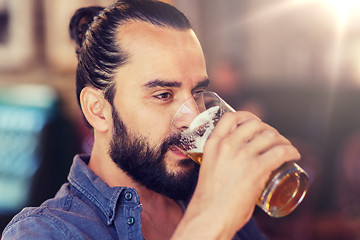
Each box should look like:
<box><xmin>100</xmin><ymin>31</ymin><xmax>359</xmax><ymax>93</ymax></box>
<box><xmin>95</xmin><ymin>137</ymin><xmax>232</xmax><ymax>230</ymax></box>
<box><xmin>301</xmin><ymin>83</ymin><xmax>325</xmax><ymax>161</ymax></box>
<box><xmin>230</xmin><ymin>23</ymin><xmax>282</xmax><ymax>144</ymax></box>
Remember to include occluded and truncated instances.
<box><xmin>194</xmin><ymin>79</ymin><xmax>210</xmax><ymax>89</ymax></box>
<box><xmin>143</xmin><ymin>78</ymin><xmax>210</xmax><ymax>90</ymax></box>
<box><xmin>143</xmin><ymin>79</ymin><xmax>182</xmax><ymax>88</ymax></box>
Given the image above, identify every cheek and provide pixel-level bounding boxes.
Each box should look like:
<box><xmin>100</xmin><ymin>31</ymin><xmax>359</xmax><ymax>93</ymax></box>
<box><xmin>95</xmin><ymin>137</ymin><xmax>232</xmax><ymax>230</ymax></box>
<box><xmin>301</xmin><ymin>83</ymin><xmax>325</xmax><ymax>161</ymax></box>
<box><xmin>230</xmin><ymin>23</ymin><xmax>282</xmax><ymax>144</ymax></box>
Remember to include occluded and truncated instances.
<box><xmin>123</xmin><ymin>104</ymin><xmax>174</xmax><ymax>144</ymax></box>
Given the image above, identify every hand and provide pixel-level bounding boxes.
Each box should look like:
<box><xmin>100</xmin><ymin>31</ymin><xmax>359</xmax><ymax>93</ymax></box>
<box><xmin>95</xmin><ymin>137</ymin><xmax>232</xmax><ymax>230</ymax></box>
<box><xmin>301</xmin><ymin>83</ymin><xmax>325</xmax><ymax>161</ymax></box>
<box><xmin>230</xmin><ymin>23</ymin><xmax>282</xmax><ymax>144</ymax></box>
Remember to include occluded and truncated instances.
<box><xmin>173</xmin><ymin>111</ymin><xmax>300</xmax><ymax>239</ymax></box>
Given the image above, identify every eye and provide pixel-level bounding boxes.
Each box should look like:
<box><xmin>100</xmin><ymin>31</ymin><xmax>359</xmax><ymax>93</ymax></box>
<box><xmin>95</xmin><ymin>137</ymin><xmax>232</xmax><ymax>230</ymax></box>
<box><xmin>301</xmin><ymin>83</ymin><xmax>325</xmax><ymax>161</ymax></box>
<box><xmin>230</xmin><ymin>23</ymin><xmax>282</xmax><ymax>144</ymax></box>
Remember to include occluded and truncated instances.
<box><xmin>153</xmin><ymin>91</ymin><xmax>173</xmax><ymax>101</ymax></box>
<box><xmin>192</xmin><ymin>89</ymin><xmax>206</xmax><ymax>95</ymax></box>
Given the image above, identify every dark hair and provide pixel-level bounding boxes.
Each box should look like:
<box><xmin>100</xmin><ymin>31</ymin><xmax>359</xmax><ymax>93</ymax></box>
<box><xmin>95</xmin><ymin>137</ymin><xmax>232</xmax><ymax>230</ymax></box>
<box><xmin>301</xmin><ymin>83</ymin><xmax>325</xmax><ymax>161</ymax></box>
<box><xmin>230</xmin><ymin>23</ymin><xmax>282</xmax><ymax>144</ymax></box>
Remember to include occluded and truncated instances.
<box><xmin>69</xmin><ymin>0</ymin><xmax>192</xmax><ymax>116</ymax></box>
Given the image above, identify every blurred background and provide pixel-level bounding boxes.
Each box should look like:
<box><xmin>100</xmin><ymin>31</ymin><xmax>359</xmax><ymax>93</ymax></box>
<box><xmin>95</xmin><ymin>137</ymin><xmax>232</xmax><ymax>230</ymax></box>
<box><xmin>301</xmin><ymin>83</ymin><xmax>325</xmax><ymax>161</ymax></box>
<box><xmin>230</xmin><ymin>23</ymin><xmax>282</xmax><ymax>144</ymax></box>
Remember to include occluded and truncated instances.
<box><xmin>1</xmin><ymin>0</ymin><xmax>360</xmax><ymax>239</ymax></box>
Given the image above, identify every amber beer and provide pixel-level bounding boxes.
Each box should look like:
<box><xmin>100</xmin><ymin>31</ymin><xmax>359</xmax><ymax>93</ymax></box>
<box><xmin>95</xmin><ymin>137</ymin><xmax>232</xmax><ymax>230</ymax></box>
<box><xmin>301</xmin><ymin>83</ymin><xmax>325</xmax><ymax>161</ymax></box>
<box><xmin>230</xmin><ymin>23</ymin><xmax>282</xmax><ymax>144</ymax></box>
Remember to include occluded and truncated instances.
<box><xmin>186</xmin><ymin>148</ymin><xmax>308</xmax><ymax>217</ymax></box>
<box><xmin>186</xmin><ymin>151</ymin><xmax>203</xmax><ymax>165</ymax></box>
<box><xmin>256</xmin><ymin>162</ymin><xmax>308</xmax><ymax>217</ymax></box>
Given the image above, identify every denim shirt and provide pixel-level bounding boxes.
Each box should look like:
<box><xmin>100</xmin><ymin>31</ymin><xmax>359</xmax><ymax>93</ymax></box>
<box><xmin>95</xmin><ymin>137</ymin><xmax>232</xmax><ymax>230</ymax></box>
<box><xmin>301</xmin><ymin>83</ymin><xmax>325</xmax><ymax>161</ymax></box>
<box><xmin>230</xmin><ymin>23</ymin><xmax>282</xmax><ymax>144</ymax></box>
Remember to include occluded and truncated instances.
<box><xmin>2</xmin><ymin>155</ymin><xmax>266</xmax><ymax>240</ymax></box>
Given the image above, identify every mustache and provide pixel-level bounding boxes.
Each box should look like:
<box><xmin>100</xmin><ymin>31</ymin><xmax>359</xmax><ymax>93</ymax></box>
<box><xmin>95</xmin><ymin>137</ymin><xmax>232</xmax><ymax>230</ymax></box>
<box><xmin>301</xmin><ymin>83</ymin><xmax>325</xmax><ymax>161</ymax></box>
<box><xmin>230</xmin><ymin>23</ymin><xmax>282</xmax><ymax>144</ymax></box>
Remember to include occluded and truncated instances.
<box><xmin>160</xmin><ymin>133</ymin><xmax>182</xmax><ymax>154</ymax></box>
<box><xmin>162</xmin><ymin>132</ymin><xmax>196</xmax><ymax>168</ymax></box>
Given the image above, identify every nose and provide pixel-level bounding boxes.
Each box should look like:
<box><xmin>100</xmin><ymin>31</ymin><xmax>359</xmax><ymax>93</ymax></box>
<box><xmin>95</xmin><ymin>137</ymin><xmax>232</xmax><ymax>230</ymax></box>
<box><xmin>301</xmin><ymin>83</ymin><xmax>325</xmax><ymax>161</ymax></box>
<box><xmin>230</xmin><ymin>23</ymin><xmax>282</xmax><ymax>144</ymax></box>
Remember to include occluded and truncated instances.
<box><xmin>171</xmin><ymin>97</ymin><xmax>201</xmax><ymax>133</ymax></box>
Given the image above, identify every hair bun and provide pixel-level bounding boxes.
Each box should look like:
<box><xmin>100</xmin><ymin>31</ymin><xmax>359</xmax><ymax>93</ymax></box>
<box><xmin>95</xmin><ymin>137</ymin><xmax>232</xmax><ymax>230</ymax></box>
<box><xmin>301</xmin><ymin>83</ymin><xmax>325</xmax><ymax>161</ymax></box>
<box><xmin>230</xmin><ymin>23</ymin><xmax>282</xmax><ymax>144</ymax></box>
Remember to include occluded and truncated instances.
<box><xmin>69</xmin><ymin>6</ymin><xmax>104</xmax><ymax>54</ymax></box>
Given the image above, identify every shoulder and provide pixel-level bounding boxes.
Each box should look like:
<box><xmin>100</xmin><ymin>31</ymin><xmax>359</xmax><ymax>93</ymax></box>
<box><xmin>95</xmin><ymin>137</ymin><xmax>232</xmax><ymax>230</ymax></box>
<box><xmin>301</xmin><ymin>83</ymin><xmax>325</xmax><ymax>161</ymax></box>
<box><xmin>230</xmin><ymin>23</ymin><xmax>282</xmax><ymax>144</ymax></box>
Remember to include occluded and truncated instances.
<box><xmin>2</xmin><ymin>183</ymin><xmax>114</xmax><ymax>240</ymax></box>
<box><xmin>2</xmin><ymin>207</ymin><xmax>77</xmax><ymax>239</ymax></box>
<box><xmin>2</xmin><ymin>184</ymin><xmax>87</xmax><ymax>240</ymax></box>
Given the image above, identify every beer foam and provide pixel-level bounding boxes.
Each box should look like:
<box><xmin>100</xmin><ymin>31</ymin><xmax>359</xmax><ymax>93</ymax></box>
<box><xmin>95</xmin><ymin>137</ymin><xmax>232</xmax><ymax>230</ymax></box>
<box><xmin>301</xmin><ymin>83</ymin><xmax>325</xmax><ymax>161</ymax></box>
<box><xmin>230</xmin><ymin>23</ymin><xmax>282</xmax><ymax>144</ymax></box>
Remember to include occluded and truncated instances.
<box><xmin>180</xmin><ymin>106</ymin><xmax>220</xmax><ymax>152</ymax></box>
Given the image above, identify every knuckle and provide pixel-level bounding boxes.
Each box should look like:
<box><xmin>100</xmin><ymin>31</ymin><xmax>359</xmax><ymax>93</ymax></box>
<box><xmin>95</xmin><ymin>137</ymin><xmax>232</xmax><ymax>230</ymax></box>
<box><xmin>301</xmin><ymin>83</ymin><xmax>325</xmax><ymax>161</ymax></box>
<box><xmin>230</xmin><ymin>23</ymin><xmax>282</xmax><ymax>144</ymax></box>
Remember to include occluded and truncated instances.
<box><xmin>271</xmin><ymin>145</ymin><xmax>299</xmax><ymax>160</ymax></box>
<box><xmin>262</xmin><ymin>129</ymin><xmax>277</xmax><ymax>138</ymax></box>
<box><xmin>235</xmin><ymin>145</ymin><xmax>253</xmax><ymax>159</ymax></box>
<box><xmin>248</xmin><ymin>118</ymin><xmax>262</xmax><ymax>129</ymax></box>
<box><xmin>218</xmin><ymin>139</ymin><xmax>235</xmax><ymax>156</ymax></box>
<box><xmin>221</xmin><ymin>137</ymin><xmax>233</xmax><ymax>147</ymax></box>
<box><xmin>272</xmin><ymin>145</ymin><xmax>286</xmax><ymax>157</ymax></box>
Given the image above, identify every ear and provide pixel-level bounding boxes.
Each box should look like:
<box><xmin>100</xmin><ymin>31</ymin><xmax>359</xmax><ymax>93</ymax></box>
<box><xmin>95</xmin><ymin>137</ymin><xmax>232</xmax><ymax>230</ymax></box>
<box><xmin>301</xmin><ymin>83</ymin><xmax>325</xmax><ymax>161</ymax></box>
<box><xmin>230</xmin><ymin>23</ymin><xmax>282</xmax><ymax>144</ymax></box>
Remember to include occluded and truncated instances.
<box><xmin>80</xmin><ymin>87</ymin><xmax>111</xmax><ymax>132</ymax></box>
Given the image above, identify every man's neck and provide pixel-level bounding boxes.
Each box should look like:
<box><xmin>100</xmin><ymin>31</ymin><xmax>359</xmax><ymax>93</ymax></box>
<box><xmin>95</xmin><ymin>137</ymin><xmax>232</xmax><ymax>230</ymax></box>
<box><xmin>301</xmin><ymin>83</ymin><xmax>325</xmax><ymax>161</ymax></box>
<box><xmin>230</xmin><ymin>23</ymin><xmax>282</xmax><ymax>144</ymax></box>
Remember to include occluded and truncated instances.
<box><xmin>88</xmin><ymin>141</ymin><xmax>183</xmax><ymax>239</ymax></box>
<box><xmin>138</xmin><ymin>185</ymin><xmax>184</xmax><ymax>240</ymax></box>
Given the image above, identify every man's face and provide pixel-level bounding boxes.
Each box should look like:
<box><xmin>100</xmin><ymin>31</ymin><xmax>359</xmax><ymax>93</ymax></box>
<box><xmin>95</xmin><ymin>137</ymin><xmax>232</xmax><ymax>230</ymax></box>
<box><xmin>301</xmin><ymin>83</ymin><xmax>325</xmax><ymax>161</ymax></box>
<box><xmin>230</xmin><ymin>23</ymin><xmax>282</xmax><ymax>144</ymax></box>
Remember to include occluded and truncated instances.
<box><xmin>110</xmin><ymin>105</ymin><xmax>200</xmax><ymax>201</ymax></box>
<box><xmin>109</xmin><ymin>22</ymin><xmax>209</xmax><ymax>200</ymax></box>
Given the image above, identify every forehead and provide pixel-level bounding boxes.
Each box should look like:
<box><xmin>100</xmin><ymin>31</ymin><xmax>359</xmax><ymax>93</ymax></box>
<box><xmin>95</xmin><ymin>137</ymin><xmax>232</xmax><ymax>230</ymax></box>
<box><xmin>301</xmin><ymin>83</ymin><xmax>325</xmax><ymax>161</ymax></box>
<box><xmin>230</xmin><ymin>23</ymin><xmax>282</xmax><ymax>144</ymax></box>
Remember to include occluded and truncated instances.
<box><xmin>113</xmin><ymin>21</ymin><xmax>207</xmax><ymax>88</ymax></box>
<box><xmin>118</xmin><ymin>21</ymin><xmax>201</xmax><ymax>57</ymax></box>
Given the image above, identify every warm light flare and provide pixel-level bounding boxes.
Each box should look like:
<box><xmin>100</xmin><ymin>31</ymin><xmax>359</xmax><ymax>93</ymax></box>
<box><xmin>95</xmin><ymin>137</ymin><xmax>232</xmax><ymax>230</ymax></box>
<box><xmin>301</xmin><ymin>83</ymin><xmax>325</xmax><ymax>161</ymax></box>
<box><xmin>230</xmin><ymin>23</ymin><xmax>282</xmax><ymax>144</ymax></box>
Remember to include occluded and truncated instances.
<box><xmin>323</xmin><ymin>0</ymin><xmax>360</xmax><ymax>22</ymax></box>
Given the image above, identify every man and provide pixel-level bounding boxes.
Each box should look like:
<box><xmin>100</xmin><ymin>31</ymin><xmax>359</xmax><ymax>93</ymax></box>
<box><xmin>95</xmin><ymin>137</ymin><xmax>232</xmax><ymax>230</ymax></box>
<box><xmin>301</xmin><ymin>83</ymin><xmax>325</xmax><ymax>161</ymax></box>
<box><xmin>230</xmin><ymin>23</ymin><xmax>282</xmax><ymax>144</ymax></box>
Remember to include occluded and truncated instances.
<box><xmin>2</xmin><ymin>0</ymin><xmax>300</xmax><ymax>239</ymax></box>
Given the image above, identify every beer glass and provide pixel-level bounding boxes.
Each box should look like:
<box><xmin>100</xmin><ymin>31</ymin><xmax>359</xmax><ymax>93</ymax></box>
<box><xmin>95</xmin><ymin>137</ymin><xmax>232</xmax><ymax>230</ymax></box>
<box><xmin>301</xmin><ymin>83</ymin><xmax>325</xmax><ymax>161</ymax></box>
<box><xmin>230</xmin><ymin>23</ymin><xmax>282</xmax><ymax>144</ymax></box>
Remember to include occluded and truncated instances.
<box><xmin>171</xmin><ymin>91</ymin><xmax>309</xmax><ymax>217</ymax></box>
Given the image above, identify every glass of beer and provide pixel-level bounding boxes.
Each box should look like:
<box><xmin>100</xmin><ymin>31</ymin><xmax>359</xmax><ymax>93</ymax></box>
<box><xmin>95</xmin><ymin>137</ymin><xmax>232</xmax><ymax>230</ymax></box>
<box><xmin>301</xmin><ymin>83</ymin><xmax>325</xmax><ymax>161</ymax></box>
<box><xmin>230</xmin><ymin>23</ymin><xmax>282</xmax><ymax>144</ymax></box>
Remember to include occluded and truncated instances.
<box><xmin>171</xmin><ymin>91</ymin><xmax>309</xmax><ymax>217</ymax></box>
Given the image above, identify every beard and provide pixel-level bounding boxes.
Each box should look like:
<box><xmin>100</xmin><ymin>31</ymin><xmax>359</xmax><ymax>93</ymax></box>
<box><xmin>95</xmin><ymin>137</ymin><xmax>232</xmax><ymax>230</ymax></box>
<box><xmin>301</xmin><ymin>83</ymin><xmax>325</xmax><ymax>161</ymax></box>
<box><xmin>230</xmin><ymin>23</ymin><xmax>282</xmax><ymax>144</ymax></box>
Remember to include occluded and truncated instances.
<box><xmin>109</xmin><ymin>106</ymin><xmax>199</xmax><ymax>201</ymax></box>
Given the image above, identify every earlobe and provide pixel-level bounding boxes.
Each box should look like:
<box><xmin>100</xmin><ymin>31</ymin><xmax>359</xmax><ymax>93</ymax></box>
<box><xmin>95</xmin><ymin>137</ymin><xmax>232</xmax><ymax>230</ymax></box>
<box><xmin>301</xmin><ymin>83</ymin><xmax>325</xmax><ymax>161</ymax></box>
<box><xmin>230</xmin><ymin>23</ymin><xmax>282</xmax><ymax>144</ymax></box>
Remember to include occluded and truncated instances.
<box><xmin>80</xmin><ymin>87</ymin><xmax>110</xmax><ymax>132</ymax></box>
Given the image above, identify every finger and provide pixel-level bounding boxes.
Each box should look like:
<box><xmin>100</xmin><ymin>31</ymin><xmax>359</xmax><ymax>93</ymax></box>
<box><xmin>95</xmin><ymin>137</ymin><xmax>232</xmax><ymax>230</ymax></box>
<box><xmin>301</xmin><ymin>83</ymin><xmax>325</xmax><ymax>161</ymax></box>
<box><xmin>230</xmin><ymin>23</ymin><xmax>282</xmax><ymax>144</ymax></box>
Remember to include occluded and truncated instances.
<box><xmin>245</xmin><ymin>129</ymin><xmax>291</xmax><ymax>155</ymax></box>
<box><xmin>210</xmin><ymin>111</ymin><xmax>259</xmax><ymax>141</ymax></box>
<box><xmin>230</xmin><ymin>119</ymin><xmax>272</xmax><ymax>144</ymax></box>
<box><xmin>214</xmin><ymin>118</ymin><xmax>268</xmax><ymax>155</ymax></box>
<box><xmin>203</xmin><ymin>112</ymin><xmax>258</xmax><ymax>162</ymax></box>
<box><xmin>258</xmin><ymin>144</ymin><xmax>301</xmax><ymax>171</ymax></box>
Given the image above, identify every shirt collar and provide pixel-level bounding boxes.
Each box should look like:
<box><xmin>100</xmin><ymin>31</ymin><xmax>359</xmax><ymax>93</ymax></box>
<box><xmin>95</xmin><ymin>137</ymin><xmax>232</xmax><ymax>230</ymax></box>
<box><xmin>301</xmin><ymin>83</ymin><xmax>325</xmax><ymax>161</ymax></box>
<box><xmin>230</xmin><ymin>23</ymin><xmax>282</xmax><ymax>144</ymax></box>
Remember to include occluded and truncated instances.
<box><xmin>68</xmin><ymin>154</ymin><xmax>127</xmax><ymax>225</ymax></box>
